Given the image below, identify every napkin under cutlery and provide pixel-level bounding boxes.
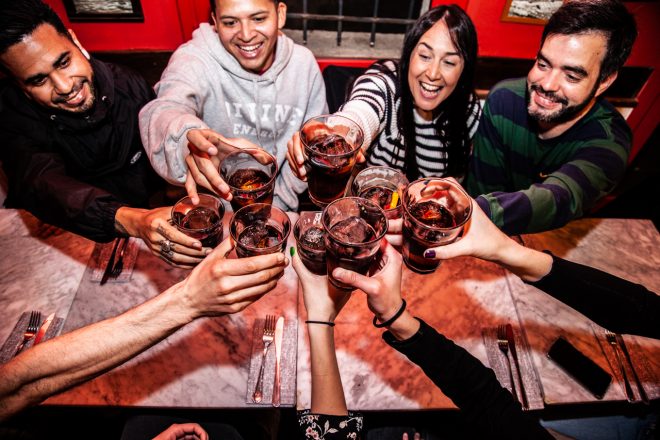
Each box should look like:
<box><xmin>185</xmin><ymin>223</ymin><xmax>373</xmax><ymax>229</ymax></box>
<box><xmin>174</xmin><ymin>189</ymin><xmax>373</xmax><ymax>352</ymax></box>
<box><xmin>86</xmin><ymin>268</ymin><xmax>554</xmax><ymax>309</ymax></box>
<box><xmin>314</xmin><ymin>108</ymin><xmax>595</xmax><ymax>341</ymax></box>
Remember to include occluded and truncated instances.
<box><xmin>246</xmin><ymin>317</ymin><xmax>297</xmax><ymax>406</ymax></box>
<box><xmin>0</xmin><ymin>311</ymin><xmax>64</xmax><ymax>363</ymax></box>
<box><xmin>482</xmin><ymin>327</ymin><xmax>545</xmax><ymax>410</ymax></box>
<box><xmin>591</xmin><ymin>323</ymin><xmax>659</xmax><ymax>401</ymax></box>
<box><xmin>88</xmin><ymin>238</ymin><xmax>139</xmax><ymax>283</ymax></box>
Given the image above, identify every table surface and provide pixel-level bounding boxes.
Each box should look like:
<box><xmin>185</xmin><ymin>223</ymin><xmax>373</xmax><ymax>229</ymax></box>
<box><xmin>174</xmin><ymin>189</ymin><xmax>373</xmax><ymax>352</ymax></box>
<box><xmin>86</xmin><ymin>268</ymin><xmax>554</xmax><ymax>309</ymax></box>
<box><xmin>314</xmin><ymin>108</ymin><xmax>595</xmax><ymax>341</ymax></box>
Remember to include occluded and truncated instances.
<box><xmin>1</xmin><ymin>209</ymin><xmax>658</xmax><ymax>411</ymax></box>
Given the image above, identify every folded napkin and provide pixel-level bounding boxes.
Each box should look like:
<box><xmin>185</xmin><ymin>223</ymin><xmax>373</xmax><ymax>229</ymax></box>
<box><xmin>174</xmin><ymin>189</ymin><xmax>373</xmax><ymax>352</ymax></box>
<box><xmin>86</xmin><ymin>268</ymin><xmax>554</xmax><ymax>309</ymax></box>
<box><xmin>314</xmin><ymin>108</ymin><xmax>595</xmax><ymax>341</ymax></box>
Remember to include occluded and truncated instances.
<box><xmin>591</xmin><ymin>323</ymin><xmax>660</xmax><ymax>401</ymax></box>
<box><xmin>482</xmin><ymin>327</ymin><xmax>544</xmax><ymax>410</ymax></box>
<box><xmin>246</xmin><ymin>318</ymin><xmax>297</xmax><ymax>406</ymax></box>
<box><xmin>88</xmin><ymin>238</ymin><xmax>139</xmax><ymax>283</ymax></box>
<box><xmin>0</xmin><ymin>312</ymin><xmax>64</xmax><ymax>363</ymax></box>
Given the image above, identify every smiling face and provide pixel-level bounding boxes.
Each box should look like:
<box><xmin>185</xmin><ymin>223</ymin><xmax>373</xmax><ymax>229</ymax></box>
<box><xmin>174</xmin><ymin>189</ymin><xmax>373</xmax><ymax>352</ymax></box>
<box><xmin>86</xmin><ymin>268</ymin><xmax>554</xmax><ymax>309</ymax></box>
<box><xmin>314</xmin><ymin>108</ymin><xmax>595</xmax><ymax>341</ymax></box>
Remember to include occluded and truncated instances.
<box><xmin>0</xmin><ymin>24</ymin><xmax>95</xmax><ymax>113</ymax></box>
<box><xmin>407</xmin><ymin>19</ymin><xmax>464</xmax><ymax>121</ymax></box>
<box><xmin>212</xmin><ymin>0</ymin><xmax>286</xmax><ymax>74</ymax></box>
<box><xmin>526</xmin><ymin>32</ymin><xmax>615</xmax><ymax>130</ymax></box>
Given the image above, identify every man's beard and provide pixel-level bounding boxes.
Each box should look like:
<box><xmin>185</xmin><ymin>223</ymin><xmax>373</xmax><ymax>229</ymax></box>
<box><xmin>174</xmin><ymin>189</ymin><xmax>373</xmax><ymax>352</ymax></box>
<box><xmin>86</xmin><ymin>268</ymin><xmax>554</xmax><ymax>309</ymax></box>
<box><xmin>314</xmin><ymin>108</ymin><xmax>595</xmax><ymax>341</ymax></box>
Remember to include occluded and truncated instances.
<box><xmin>53</xmin><ymin>77</ymin><xmax>96</xmax><ymax>113</ymax></box>
<box><xmin>526</xmin><ymin>82</ymin><xmax>598</xmax><ymax>125</ymax></box>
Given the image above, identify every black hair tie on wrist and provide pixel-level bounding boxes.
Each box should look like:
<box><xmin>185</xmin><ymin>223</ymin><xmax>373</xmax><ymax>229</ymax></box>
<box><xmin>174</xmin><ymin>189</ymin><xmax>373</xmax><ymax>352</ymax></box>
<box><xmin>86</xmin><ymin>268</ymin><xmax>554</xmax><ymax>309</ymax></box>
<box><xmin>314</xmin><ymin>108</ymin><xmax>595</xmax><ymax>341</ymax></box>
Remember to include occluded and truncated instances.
<box><xmin>305</xmin><ymin>320</ymin><xmax>335</xmax><ymax>327</ymax></box>
<box><xmin>373</xmin><ymin>299</ymin><xmax>407</xmax><ymax>328</ymax></box>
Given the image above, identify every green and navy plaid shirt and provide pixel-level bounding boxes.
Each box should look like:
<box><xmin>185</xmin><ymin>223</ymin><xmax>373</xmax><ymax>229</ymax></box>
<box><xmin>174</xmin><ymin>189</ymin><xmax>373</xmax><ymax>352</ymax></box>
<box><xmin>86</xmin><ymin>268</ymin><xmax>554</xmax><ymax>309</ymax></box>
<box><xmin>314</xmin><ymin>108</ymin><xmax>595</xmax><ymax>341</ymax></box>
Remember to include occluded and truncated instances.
<box><xmin>466</xmin><ymin>78</ymin><xmax>631</xmax><ymax>234</ymax></box>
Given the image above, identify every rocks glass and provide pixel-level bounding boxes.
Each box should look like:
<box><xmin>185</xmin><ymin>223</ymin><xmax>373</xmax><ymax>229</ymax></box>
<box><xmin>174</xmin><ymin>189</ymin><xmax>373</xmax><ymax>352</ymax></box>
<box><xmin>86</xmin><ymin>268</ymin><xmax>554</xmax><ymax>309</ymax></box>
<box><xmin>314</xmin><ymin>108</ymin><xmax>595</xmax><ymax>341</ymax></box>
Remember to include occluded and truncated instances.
<box><xmin>351</xmin><ymin>166</ymin><xmax>409</xmax><ymax>219</ymax></box>
<box><xmin>229</xmin><ymin>203</ymin><xmax>290</xmax><ymax>258</ymax></box>
<box><xmin>322</xmin><ymin>197</ymin><xmax>388</xmax><ymax>290</ymax></box>
<box><xmin>402</xmin><ymin>178</ymin><xmax>472</xmax><ymax>273</ymax></box>
<box><xmin>300</xmin><ymin>114</ymin><xmax>364</xmax><ymax>207</ymax></box>
<box><xmin>171</xmin><ymin>193</ymin><xmax>224</xmax><ymax>248</ymax></box>
<box><xmin>220</xmin><ymin>148</ymin><xmax>277</xmax><ymax>212</ymax></box>
<box><xmin>293</xmin><ymin>212</ymin><xmax>327</xmax><ymax>275</ymax></box>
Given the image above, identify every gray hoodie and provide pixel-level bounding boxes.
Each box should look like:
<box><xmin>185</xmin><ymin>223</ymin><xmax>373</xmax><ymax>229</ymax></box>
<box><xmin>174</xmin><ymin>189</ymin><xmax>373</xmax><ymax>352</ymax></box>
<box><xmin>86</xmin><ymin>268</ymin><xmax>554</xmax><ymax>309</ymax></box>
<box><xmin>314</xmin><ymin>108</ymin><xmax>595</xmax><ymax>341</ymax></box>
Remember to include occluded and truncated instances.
<box><xmin>139</xmin><ymin>23</ymin><xmax>327</xmax><ymax>211</ymax></box>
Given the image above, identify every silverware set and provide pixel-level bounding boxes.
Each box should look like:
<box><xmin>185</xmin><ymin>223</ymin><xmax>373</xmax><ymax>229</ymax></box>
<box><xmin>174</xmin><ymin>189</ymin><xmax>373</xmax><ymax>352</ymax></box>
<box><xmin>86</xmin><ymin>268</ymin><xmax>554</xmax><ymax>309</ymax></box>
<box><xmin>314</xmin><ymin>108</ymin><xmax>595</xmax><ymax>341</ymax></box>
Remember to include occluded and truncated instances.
<box><xmin>101</xmin><ymin>237</ymin><xmax>130</xmax><ymax>285</ymax></box>
<box><xmin>253</xmin><ymin>315</ymin><xmax>284</xmax><ymax>406</ymax></box>
<box><xmin>497</xmin><ymin>323</ymin><xmax>529</xmax><ymax>409</ymax></box>
<box><xmin>605</xmin><ymin>331</ymin><xmax>649</xmax><ymax>404</ymax></box>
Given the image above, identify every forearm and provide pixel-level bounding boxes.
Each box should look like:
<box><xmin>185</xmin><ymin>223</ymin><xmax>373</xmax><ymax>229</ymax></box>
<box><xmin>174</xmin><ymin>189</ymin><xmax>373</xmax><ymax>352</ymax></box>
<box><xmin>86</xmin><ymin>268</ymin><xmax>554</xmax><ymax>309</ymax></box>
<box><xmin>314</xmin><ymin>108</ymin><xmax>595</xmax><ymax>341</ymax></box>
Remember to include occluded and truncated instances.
<box><xmin>384</xmin><ymin>319</ymin><xmax>552</xmax><ymax>439</ymax></box>
<box><xmin>529</xmin><ymin>255</ymin><xmax>660</xmax><ymax>338</ymax></box>
<box><xmin>490</xmin><ymin>238</ymin><xmax>553</xmax><ymax>282</ymax></box>
<box><xmin>0</xmin><ymin>283</ymin><xmax>195</xmax><ymax>420</ymax></box>
<box><xmin>308</xmin><ymin>325</ymin><xmax>347</xmax><ymax>416</ymax></box>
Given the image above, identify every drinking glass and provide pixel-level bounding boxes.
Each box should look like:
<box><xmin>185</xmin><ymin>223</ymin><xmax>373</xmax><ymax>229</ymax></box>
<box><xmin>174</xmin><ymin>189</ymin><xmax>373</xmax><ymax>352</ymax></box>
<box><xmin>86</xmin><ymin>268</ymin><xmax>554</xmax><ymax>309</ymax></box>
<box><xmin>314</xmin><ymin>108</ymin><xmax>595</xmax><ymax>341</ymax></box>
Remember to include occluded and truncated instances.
<box><xmin>293</xmin><ymin>211</ymin><xmax>326</xmax><ymax>275</ymax></box>
<box><xmin>229</xmin><ymin>203</ymin><xmax>291</xmax><ymax>258</ymax></box>
<box><xmin>171</xmin><ymin>193</ymin><xmax>224</xmax><ymax>248</ymax></box>
<box><xmin>351</xmin><ymin>166</ymin><xmax>409</xmax><ymax>219</ymax></box>
<box><xmin>402</xmin><ymin>178</ymin><xmax>472</xmax><ymax>273</ymax></box>
<box><xmin>300</xmin><ymin>114</ymin><xmax>364</xmax><ymax>207</ymax></box>
<box><xmin>322</xmin><ymin>197</ymin><xmax>388</xmax><ymax>290</ymax></box>
<box><xmin>220</xmin><ymin>148</ymin><xmax>277</xmax><ymax>212</ymax></box>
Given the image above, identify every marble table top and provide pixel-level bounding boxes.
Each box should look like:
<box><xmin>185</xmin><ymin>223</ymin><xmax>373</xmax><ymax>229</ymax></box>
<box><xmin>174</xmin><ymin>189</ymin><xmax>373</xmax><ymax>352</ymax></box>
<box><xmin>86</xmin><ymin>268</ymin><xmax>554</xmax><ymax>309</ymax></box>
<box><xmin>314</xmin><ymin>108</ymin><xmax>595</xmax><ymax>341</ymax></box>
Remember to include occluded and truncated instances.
<box><xmin>1</xmin><ymin>209</ymin><xmax>658</xmax><ymax>411</ymax></box>
<box><xmin>46</xmin><ymin>212</ymin><xmax>300</xmax><ymax>409</ymax></box>
<box><xmin>296</xmin><ymin>218</ymin><xmax>660</xmax><ymax>410</ymax></box>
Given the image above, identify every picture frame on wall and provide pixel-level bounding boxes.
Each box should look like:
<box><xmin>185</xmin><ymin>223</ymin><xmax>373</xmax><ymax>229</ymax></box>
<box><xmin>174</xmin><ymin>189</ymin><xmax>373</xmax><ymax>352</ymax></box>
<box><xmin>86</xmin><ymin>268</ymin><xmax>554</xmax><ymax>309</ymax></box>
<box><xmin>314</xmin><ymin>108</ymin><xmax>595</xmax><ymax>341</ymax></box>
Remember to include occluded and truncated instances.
<box><xmin>501</xmin><ymin>0</ymin><xmax>563</xmax><ymax>25</ymax></box>
<box><xmin>62</xmin><ymin>0</ymin><xmax>144</xmax><ymax>22</ymax></box>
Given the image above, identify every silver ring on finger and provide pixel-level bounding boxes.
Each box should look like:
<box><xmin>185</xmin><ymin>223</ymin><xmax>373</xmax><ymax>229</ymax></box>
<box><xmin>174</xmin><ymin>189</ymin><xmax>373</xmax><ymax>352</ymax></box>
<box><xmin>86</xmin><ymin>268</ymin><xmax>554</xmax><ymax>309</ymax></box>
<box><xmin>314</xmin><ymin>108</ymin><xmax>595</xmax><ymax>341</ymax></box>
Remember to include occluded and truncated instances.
<box><xmin>160</xmin><ymin>248</ymin><xmax>174</xmax><ymax>260</ymax></box>
<box><xmin>160</xmin><ymin>239</ymin><xmax>172</xmax><ymax>253</ymax></box>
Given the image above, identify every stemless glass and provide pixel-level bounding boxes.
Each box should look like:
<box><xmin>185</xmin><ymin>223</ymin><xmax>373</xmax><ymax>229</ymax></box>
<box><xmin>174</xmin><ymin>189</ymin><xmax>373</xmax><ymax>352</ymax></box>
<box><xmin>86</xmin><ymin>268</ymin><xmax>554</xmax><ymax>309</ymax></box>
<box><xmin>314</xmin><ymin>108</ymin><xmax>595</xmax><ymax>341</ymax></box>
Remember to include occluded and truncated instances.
<box><xmin>230</xmin><ymin>203</ymin><xmax>290</xmax><ymax>258</ymax></box>
<box><xmin>220</xmin><ymin>148</ymin><xmax>277</xmax><ymax>212</ymax></box>
<box><xmin>293</xmin><ymin>211</ymin><xmax>326</xmax><ymax>275</ymax></box>
<box><xmin>351</xmin><ymin>166</ymin><xmax>409</xmax><ymax>219</ymax></box>
<box><xmin>322</xmin><ymin>197</ymin><xmax>388</xmax><ymax>290</ymax></box>
<box><xmin>402</xmin><ymin>178</ymin><xmax>472</xmax><ymax>274</ymax></box>
<box><xmin>300</xmin><ymin>114</ymin><xmax>364</xmax><ymax>207</ymax></box>
<box><xmin>171</xmin><ymin>193</ymin><xmax>224</xmax><ymax>248</ymax></box>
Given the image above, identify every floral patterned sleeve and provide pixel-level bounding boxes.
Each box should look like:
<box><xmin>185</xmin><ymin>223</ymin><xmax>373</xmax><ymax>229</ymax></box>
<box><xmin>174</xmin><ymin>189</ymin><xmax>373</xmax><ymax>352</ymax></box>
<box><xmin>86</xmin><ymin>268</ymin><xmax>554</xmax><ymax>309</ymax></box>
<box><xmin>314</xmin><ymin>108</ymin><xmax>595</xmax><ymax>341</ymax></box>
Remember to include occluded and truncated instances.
<box><xmin>297</xmin><ymin>409</ymin><xmax>363</xmax><ymax>439</ymax></box>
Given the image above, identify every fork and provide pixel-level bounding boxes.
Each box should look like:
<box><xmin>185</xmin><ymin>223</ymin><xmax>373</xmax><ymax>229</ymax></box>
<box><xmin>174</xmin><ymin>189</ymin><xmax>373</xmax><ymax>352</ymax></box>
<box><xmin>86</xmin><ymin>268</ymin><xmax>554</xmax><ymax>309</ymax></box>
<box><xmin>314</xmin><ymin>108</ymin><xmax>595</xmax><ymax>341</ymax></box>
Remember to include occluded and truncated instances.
<box><xmin>497</xmin><ymin>324</ymin><xmax>518</xmax><ymax>403</ymax></box>
<box><xmin>253</xmin><ymin>315</ymin><xmax>276</xmax><ymax>403</ymax></box>
<box><xmin>110</xmin><ymin>238</ymin><xmax>130</xmax><ymax>278</ymax></box>
<box><xmin>606</xmin><ymin>331</ymin><xmax>635</xmax><ymax>401</ymax></box>
<box><xmin>14</xmin><ymin>310</ymin><xmax>41</xmax><ymax>356</ymax></box>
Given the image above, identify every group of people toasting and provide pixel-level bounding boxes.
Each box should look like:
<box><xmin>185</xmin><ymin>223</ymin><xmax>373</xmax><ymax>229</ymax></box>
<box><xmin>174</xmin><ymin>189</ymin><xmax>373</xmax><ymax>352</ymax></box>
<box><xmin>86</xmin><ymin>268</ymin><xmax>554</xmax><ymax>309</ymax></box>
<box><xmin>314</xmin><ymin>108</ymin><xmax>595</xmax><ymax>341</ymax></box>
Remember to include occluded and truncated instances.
<box><xmin>0</xmin><ymin>0</ymin><xmax>656</xmax><ymax>439</ymax></box>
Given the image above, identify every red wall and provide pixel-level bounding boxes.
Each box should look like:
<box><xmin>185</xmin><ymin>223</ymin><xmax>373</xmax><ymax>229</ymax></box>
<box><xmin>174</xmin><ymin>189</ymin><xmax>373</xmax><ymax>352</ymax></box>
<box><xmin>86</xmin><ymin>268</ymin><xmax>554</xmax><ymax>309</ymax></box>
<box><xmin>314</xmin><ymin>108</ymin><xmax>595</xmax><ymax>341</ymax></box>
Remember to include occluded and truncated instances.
<box><xmin>45</xmin><ymin>0</ymin><xmax>659</xmax><ymax>161</ymax></box>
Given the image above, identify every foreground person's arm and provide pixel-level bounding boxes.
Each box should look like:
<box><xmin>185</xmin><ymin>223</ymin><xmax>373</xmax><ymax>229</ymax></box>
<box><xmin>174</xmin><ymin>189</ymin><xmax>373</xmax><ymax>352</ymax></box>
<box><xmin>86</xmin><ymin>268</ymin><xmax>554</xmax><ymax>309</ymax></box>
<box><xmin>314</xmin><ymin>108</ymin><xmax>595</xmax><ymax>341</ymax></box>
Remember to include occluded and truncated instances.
<box><xmin>427</xmin><ymin>201</ymin><xmax>660</xmax><ymax>338</ymax></box>
<box><xmin>333</xmin><ymin>241</ymin><xmax>552</xmax><ymax>440</ymax></box>
<box><xmin>0</xmin><ymin>239</ymin><xmax>287</xmax><ymax>421</ymax></box>
<box><xmin>291</xmin><ymin>248</ymin><xmax>362</xmax><ymax>439</ymax></box>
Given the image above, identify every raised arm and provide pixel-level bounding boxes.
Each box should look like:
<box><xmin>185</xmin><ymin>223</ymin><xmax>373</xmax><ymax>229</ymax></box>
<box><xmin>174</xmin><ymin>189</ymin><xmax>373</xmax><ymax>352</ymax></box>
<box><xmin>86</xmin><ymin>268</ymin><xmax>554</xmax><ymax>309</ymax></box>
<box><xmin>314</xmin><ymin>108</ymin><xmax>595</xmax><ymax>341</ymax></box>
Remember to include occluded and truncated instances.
<box><xmin>332</xmin><ymin>241</ymin><xmax>553</xmax><ymax>440</ymax></box>
<box><xmin>426</xmin><ymin>200</ymin><xmax>660</xmax><ymax>338</ymax></box>
<box><xmin>0</xmin><ymin>239</ymin><xmax>288</xmax><ymax>421</ymax></box>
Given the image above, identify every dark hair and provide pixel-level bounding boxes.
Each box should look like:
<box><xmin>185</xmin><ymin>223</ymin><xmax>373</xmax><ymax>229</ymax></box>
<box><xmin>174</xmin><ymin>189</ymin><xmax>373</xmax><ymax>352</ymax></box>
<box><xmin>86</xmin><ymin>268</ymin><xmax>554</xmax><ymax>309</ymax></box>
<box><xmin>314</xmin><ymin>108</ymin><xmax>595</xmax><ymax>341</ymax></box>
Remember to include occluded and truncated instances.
<box><xmin>0</xmin><ymin>0</ymin><xmax>69</xmax><ymax>56</ymax></box>
<box><xmin>397</xmin><ymin>5</ymin><xmax>478</xmax><ymax>180</ymax></box>
<box><xmin>210</xmin><ymin>0</ymin><xmax>279</xmax><ymax>15</ymax></box>
<box><xmin>542</xmin><ymin>0</ymin><xmax>637</xmax><ymax>83</ymax></box>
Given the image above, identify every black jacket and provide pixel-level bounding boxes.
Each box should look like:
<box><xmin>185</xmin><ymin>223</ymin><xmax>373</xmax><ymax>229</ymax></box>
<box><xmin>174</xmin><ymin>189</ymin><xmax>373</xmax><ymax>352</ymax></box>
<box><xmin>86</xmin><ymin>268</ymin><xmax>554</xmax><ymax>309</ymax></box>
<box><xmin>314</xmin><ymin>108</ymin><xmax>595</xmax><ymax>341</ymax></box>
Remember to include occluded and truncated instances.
<box><xmin>0</xmin><ymin>58</ymin><xmax>163</xmax><ymax>242</ymax></box>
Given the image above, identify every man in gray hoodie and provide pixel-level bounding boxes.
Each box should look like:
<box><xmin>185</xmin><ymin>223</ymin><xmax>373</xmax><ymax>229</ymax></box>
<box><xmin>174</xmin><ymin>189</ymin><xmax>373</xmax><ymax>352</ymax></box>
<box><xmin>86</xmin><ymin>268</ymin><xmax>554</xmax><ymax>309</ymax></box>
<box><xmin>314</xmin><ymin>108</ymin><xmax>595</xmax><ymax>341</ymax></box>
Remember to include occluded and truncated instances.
<box><xmin>139</xmin><ymin>0</ymin><xmax>327</xmax><ymax>211</ymax></box>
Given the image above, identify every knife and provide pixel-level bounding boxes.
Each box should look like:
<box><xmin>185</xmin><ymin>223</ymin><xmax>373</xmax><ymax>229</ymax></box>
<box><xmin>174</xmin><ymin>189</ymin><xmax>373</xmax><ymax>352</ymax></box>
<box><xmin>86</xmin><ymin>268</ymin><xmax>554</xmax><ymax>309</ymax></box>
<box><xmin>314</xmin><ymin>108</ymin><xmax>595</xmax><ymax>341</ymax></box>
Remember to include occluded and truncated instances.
<box><xmin>506</xmin><ymin>324</ymin><xmax>529</xmax><ymax>409</ymax></box>
<box><xmin>272</xmin><ymin>316</ymin><xmax>284</xmax><ymax>407</ymax></box>
<box><xmin>33</xmin><ymin>313</ymin><xmax>55</xmax><ymax>345</ymax></box>
<box><xmin>616</xmin><ymin>333</ymin><xmax>649</xmax><ymax>404</ymax></box>
<box><xmin>100</xmin><ymin>238</ymin><xmax>122</xmax><ymax>285</ymax></box>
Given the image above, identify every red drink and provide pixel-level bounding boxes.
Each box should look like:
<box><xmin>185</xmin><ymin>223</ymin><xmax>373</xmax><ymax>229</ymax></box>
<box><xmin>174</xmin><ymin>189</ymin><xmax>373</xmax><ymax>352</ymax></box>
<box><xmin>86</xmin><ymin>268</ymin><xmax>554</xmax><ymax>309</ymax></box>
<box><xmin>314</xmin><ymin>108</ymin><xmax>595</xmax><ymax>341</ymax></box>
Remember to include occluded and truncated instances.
<box><xmin>171</xmin><ymin>195</ymin><xmax>224</xmax><ymax>249</ymax></box>
<box><xmin>298</xmin><ymin>226</ymin><xmax>327</xmax><ymax>275</ymax></box>
<box><xmin>403</xmin><ymin>200</ymin><xmax>457</xmax><ymax>273</ymax></box>
<box><xmin>306</xmin><ymin>134</ymin><xmax>356</xmax><ymax>205</ymax></box>
<box><xmin>359</xmin><ymin>186</ymin><xmax>399</xmax><ymax>211</ymax></box>
<box><xmin>227</xmin><ymin>168</ymin><xmax>274</xmax><ymax>211</ymax></box>
<box><xmin>325</xmin><ymin>216</ymin><xmax>379</xmax><ymax>289</ymax></box>
<box><xmin>236</xmin><ymin>222</ymin><xmax>284</xmax><ymax>258</ymax></box>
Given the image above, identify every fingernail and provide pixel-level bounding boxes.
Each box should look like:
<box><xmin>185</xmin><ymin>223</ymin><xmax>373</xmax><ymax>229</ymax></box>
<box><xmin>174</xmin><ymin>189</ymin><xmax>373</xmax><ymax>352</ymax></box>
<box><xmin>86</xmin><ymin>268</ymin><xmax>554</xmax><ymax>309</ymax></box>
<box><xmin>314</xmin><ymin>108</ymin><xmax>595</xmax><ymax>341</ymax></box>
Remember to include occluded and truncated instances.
<box><xmin>205</xmin><ymin>248</ymin><xmax>212</xmax><ymax>255</ymax></box>
<box><xmin>290</xmin><ymin>246</ymin><xmax>296</xmax><ymax>256</ymax></box>
<box><xmin>193</xmin><ymin>242</ymin><xmax>202</xmax><ymax>249</ymax></box>
<box><xmin>423</xmin><ymin>249</ymin><xmax>435</xmax><ymax>258</ymax></box>
<box><xmin>333</xmin><ymin>268</ymin><xmax>344</xmax><ymax>279</ymax></box>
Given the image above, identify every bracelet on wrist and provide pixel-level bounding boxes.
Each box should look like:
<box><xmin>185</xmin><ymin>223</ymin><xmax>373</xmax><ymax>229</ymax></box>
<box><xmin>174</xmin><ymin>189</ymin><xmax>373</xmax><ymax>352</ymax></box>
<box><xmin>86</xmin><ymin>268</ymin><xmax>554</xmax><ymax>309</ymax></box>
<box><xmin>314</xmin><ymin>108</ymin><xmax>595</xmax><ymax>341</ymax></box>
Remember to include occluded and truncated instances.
<box><xmin>305</xmin><ymin>320</ymin><xmax>335</xmax><ymax>327</ymax></box>
<box><xmin>373</xmin><ymin>299</ymin><xmax>407</xmax><ymax>328</ymax></box>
